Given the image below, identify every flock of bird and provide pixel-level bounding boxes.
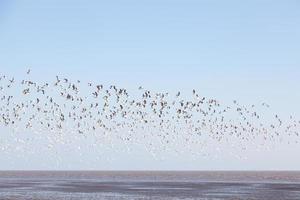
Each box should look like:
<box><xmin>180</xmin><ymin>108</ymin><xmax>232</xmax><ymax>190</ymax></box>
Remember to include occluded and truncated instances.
<box><xmin>0</xmin><ymin>69</ymin><xmax>299</xmax><ymax>156</ymax></box>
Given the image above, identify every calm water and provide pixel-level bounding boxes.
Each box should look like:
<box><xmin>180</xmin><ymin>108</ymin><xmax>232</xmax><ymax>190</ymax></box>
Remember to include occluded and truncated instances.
<box><xmin>1</xmin><ymin>171</ymin><xmax>300</xmax><ymax>200</ymax></box>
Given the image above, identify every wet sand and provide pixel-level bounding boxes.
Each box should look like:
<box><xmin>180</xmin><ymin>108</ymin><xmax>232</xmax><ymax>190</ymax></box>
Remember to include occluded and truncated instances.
<box><xmin>1</xmin><ymin>171</ymin><xmax>300</xmax><ymax>200</ymax></box>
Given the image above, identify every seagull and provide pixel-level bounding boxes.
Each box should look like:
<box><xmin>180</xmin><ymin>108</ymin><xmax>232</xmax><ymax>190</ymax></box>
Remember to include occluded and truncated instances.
<box><xmin>0</xmin><ymin>69</ymin><xmax>299</xmax><ymax>158</ymax></box>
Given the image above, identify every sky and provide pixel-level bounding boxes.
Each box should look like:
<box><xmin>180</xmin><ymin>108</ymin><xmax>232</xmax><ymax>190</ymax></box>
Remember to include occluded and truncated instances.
<box><xmin>0</xmin><ymin>0</ymin><xmax>300</xmax><ymax>170</ymax></box>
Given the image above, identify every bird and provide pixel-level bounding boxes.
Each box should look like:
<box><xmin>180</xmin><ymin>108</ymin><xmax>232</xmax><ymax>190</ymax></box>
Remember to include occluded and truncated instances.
<box><xmin>0</xmin><ymin>69</ymin><xmax>299</xmax><ymax>159</ymax></box>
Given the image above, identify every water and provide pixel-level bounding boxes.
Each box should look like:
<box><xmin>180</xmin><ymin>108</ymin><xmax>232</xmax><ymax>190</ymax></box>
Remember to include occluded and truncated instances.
<box><xmin>1</xmin><ymin>171</ymin><xmax>300</xmax><ymax>199</ymax></box>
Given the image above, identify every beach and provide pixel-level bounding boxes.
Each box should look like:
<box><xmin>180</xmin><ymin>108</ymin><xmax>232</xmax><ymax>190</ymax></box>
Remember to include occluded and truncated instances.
<box><xmin>1</xmin><ymin>171</ymin><xmax>300</xmax><ymax>199</ymax></box>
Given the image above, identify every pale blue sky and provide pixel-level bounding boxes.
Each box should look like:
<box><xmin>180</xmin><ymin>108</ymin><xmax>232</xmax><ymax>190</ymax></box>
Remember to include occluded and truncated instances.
<box><xmin>0</xmin><ymin>0</ymin><xmax>300</xmax><ymax>170</ymax></box>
